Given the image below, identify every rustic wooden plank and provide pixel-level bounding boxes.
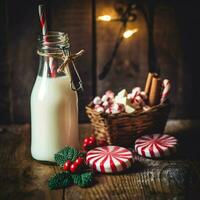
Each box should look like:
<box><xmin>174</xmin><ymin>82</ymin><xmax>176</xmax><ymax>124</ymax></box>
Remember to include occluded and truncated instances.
<box><xmin>62</xmin><ymin>157</ymin><xmax>198</xmax><ymax>200</ymax></box>
<box><xmin>0</xmin><ymin>122</ymin><xmax>200</xmax><ymax>199</ymax></box>
<box><xmin>0</xmin><ymin>125</ymin><xmax>62</xmax><ymax>200</ymax></box>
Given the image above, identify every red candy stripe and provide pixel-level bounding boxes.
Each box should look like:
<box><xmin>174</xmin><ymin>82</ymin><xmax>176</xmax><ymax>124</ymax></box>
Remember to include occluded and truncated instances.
<box><xmin>135</xmin><ymin>134</ymin><xmax>177</xmax><ymax>158</ymax></box>
<box><xmin>86</xmin><ymin>146</ymin><xmax>134</xmax><ymax>173</ymax></box>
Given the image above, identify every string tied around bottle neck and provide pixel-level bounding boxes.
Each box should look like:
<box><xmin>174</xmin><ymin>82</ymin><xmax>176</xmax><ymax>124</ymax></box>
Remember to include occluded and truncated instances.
<box><xmin>37</xmin><ymin>49</ymin><xmax>84</xmax><ymax>91</ymax></box>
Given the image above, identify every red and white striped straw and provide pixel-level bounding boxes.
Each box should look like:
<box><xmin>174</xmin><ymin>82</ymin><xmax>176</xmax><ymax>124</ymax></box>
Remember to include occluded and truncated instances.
<box><xmin>38</xmin><ymin>5</ymin><xmax>56</xmax><ymax>77</ymax></box>
<box><xmin>161</xmin><ymin>79</ymin><xmax>171</xmax><ymax>103</ymax></box>
<box><xmin>38</xmin><ymin>5</ymin><xmax>48</xmax><ymax>35</ymax></box>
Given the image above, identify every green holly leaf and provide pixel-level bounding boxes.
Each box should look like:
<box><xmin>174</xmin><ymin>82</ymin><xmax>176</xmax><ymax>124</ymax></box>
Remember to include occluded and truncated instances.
<box><xmin>55</xmin><ymin>146</ymin><xmax>84</xmax><ymax>166</ymax></box>
<box><xmin>72</xmin><ymin>172</ymin><xmax>94</xmax><ymax>188</ymax></box>
<box><xmin>48</xmin><ymin>171</ymin><xmax>72</xmax><ymax>190</ymax></box>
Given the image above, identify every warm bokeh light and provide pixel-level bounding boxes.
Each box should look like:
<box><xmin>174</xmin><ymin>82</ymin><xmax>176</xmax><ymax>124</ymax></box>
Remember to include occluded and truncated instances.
<box><xmin>123</xmin><ymin>28</ymin><xmax>138</xmax><ymax>39</ymax></box>
<box><xmin>98</xmin><ymin>15</ymin><xmax>112</xmax><ymax>21</ymax></box>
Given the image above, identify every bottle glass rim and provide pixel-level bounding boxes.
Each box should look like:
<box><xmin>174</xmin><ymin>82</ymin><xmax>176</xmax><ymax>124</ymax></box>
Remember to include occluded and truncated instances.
<box><xmin>38</xmin><ymin>31</ymin><xmax>70</xmax><ymax>54</ymax></box>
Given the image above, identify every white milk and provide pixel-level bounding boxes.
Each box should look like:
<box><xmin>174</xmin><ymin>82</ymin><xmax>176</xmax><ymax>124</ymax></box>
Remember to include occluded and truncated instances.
<box><xmin>31</xmin><ymin>75</ymin><xmax>79</xmax><ymax>162</ymax></box>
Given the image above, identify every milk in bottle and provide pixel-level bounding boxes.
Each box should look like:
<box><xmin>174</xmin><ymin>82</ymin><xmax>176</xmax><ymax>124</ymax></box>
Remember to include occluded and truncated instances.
<box><xmin>31</xmin><ymin>32</ymin><xmax>79</xmax><ymax>162</ymax></box>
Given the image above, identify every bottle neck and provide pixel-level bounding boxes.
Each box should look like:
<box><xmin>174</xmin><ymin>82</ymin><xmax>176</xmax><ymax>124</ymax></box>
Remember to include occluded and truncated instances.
<box><xmin>37</xmin><ymin>31</ymin><xmax>70</xmax><ymax>78</ymax></box>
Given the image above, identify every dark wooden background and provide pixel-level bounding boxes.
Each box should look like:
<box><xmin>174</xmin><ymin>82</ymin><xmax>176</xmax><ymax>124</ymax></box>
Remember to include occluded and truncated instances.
<box><xmin>0</xmin><ymin>0</ymin><xmax>200</xmax><ymax>123</ymax></box>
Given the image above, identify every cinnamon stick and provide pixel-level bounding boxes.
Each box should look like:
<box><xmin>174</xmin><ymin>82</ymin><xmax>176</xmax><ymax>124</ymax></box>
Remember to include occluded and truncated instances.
<box><xmin>149</xmin><ymin>76</ymin><xmax>162</xmax><ymax>106</ymax></box>
<box><xmin>144</xmin><ymin>72</ymin><xmax>153</xmax><ymax>96</ymax></box>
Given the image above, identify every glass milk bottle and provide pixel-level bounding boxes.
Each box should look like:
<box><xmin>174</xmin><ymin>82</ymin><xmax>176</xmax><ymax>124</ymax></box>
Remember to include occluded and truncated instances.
<box><xmin>31</xmin><ymin>32</ymin><xmax>79</xmax><ymax>162</ymax></box>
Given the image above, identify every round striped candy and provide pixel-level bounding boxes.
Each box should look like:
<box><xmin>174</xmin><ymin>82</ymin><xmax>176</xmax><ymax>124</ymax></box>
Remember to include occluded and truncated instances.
<box><xmin>135</xmin><ymin>134</ymin><xmax>177</xmax><ymax>158</ymax></box>
<box><xmin>86</xmin><ymin>146</ymin><xmax>134</xmax><ymax>173</ymax></box>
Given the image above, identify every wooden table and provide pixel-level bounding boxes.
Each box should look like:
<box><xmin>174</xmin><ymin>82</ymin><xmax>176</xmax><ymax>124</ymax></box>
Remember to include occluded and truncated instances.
<box><xmin>0</xmin><ymin>121</ymin><xmax>200</xmax><ymax>200</ymax></box>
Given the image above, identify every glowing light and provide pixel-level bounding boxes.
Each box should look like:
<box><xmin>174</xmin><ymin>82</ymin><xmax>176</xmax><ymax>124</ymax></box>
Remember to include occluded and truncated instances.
<box><xmin>123</xmin><ymin>29</ymin><xmax>138</xmax><ymax>39</ymax></box>
<box><xmin>98</xmin><ymin>15</ymin><xmax>112</xmax><ymax>21</ymax></box>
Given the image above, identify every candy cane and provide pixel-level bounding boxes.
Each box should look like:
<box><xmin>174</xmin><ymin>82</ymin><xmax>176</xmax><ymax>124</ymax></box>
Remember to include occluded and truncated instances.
<box><xmin>161</xmin><ymin>79</ymin><xmax>171</xmax><ymax>104</ymax></box>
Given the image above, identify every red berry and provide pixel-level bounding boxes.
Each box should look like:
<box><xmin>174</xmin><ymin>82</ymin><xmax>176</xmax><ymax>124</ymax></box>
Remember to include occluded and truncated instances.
<box><xmin>70</xmin><ymin>163</ymin><xmax>78</xmax><ymax>173</ymax></box>
<box><xmin>98</xmin><ymin>140</ymin><xmax>108</xmax><ymax>147</ymax></box>
<box><xmin>63</xmin><ymin>160</ymin><xmax>71</xmax><ymax>171</ymax></box>
<box><xmin>89</xmin><ymin>136</ymin><xmax>96</xmax><ymax>144</ymax></box>
<box><xmin>75</xmin><ymin>157</ymin><xmax>84</xmax><ymax>166</ymax></box>
<box><xmin>84</xmin><ymin>141</ymin><xmax>95</xmax><ymax>150</ymax></box>
<box><xmin>83</xmin><ymin>142</ymin><xmax>89</xmax><ymax>151</ymax></box>
<box><xmin>88</xmin><ymin>140</ymin><xmax>95</xmax><ymax>146</ymax></box>
<box><xmin>83</xmin><ymin>137</ymin><xmax>90</xmax><ymax>144</ymax></box>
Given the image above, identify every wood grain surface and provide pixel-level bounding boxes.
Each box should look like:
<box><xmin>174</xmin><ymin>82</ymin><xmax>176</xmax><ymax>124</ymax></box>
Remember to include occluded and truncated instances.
<box><xmin>0</xmin><ymin>121</ymin><xmax>200</xmax><ymax>200</ymax></box>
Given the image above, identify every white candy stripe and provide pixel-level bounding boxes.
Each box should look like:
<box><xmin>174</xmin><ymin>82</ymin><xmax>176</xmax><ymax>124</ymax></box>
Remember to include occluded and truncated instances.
<box><xmin>94</xmin><ymin>154</ymin><xmax>108</xmax><ymax>172</ymax></box>
<box><xmin>144</xmin><ymin>144</ymin><xmax>154</xmax><ymax>157</ymax></box>
<box><xmin>104</xmin><ymin>154</ymin><xmax>112</xmax><ymax>173</ymax></box>
<box><xmin>112</xmin><ymin>157</ymin><xmax>123</xmax><ymax>172</ymax></box>
<box><xmin>156</xmin><ymin>143</ymin><xmax>168</xmax><ymax>151</ymax></box>
<box><xmin>88</xmin><ymin>154</ymin><xmax>103</xmax><ymax>165</ymax></box>
<box><xmin>135</xmin><ymin>142</ymin><xmax>152</xmax><ymax>151</ymax></box>
<box><xmin>135</xmin><ymin>140</ymin><xmax>153</xmax><ymax>149</ymax></box>
<box><xmin>137</xmin><ymin>143</ymin><xmax>152</xmax><ymax>156</ymax></box>
<box><xmin>86</xmin><ymin>154</ymin><xmax>102</xmax><ymax>160</ymax></box>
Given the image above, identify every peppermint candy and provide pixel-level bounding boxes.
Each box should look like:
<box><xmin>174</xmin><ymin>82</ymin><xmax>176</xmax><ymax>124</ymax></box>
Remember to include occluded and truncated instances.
<box><xmin>134</xmin><ymin>95</ymin><xmax>145</xmax><ymax>106</ymax></box>
<box><xmin>128</xmin><ymin>88</ymin><xmax>147</xmax><ymax>108</ymax></box>
<box><xmin>92</xmin><ymin>88</ymin><xmax>148</xmax><ymax>114</ymax></box>
<box><xmin>135</xmin><ymin>134</ymin><xmax>177</xmax><ymax>158</ymax></box>
<box><xmin>101</xmin><ymin>94</ymin><xmax>110</xmax><ymax>102</ymax></box>
<box><xmin>102</xmin><ymin>101</ymin><xmax>110</xmax><ymax>109</ymax></box>
<box><xmin>111</xmin><ymin>103</ymin><xmax>124</xmax><ymax>114</ymax></box>
<box><xmin>105</xmin><ymin>108</ymin><xmax>112</xmax><ymax>114</ymax></box>
<box><xmin>94</xmin><ymin>105</ymin><xmax>104</xmax><ymax>113</ymax></box>
<box><xmin>105</xmin><ymin>90</ymin><xmax>115</xmax><ymax>99</ymax></box>
<box><xmin>93</xmin><ymin>96</ymin><xmax>102</xmax><ymax>105</ymax></box>
<box><xmin>86</xmin><ymin>146</ymin><xmax>134</xmax><ymax>173</ymax></box>
<box><xmin>132</xmin><ymin>87</ymin><xmax>141</xmax><ymax>98</ymax></box>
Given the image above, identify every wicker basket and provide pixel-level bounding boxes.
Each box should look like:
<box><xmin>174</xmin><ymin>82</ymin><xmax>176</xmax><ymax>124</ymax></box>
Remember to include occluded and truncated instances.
<box><xmin>86</xmin><ymin>101</ymin><xmax>170</xmax><ymax>147</ymax></box>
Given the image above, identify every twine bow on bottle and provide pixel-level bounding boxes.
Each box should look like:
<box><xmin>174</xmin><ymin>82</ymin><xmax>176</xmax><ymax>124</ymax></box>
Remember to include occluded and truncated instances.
<box><xmin>57</xmin><ymin>49</ymin><xmax>84</xmax><ymax>91</ymax></box>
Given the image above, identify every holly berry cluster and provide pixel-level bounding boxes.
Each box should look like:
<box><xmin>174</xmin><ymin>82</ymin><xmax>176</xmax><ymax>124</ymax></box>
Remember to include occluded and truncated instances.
<box><xmin>62</xmin><ymin>136</ymin><xmax>108</xmax><ymax>173</ymax></box>
<box><xmin>49</xmin><ymin>146</ymin><xmax>93</xmax><ymax>189</ymax></box>
<box><xmin>63</xmin><ymin>157</ymin><xmax>84</xmax><ymax>173</ymax></box>
<box><xmin>83</xmin><ymin>136</ymin><xmax>97</xmax><ymax>151</ymax></box>
<box><xmin>49</xmin><ymin>136</ymin><xmax>109</xmax><ymax>189</ymax></box>
<box><xmin>83</xmin><ymin>136</ymin><xmax>108</xmax><ymax>151</ymax></box>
